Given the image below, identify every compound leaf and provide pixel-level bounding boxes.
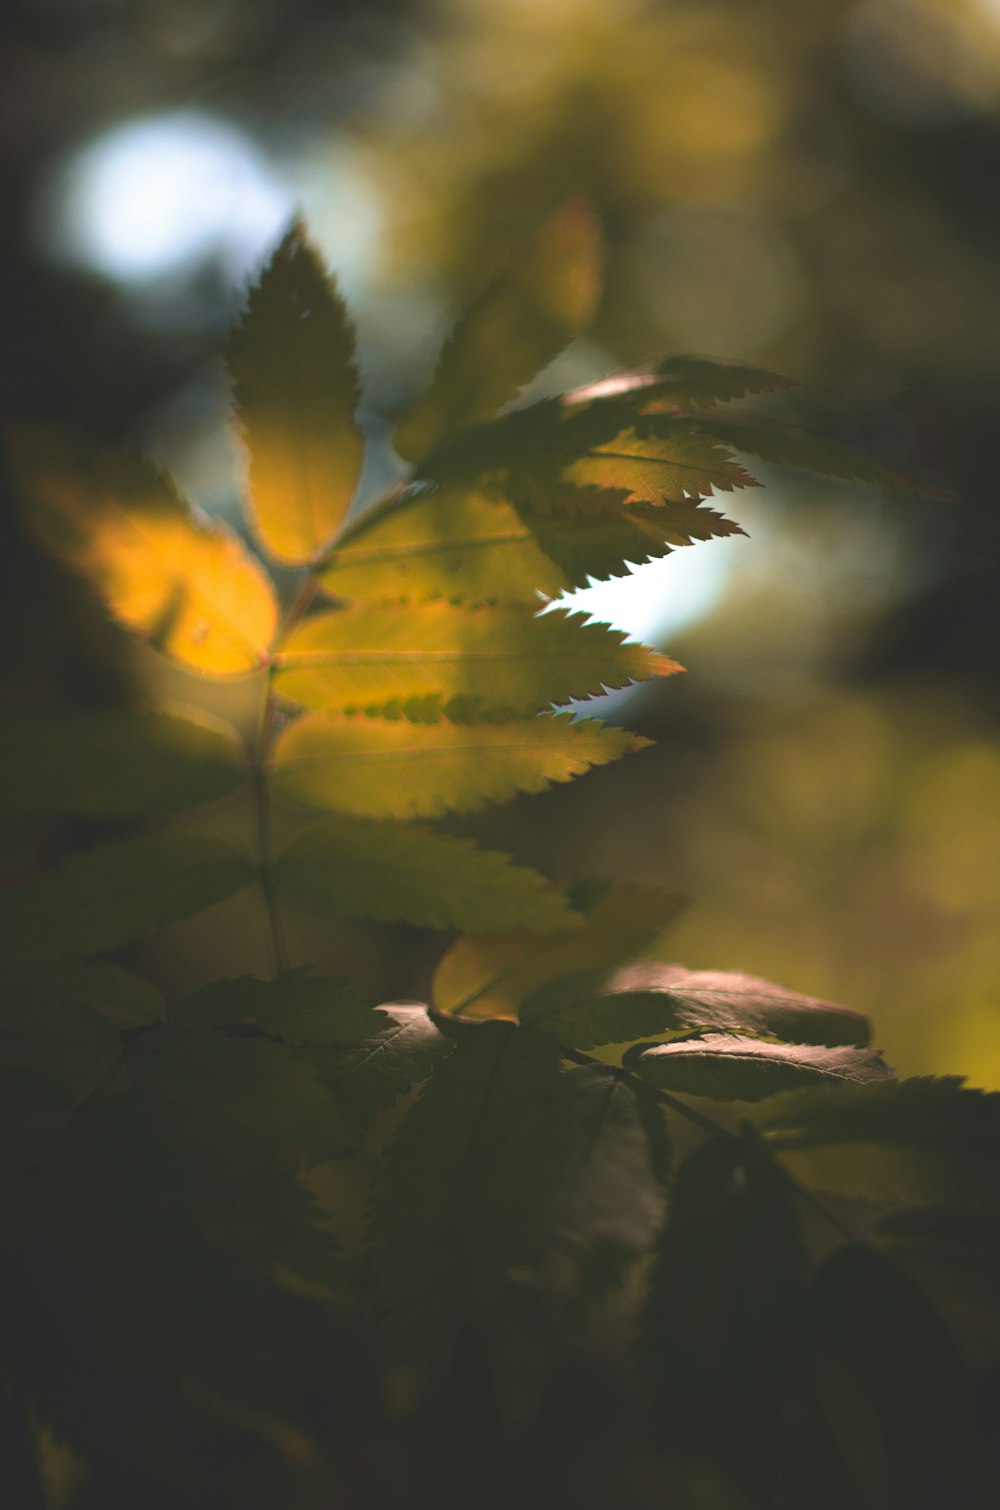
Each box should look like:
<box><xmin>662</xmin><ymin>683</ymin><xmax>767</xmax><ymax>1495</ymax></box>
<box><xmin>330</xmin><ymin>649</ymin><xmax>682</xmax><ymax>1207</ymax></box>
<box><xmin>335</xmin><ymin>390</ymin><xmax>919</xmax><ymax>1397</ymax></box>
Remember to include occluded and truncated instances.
<box><xmin>273</xmin><ymin>818</ymin><xmax>579</xmax><ymax>933</ymax></box>
<box><xmin>395</xmin><ymin>201</ymin><xmax>602</xmax><ymax>463</ymax></box>
<box><xmin>562</xmin><ymin>421</ymin><xmax>758</xmax><ymax>509</ymax></box>
<box><xmin>749</xmin><ymin>1077</ymin><xmax>1000</xmax><ymax>1204</ymax></box>
<box><xmin>274</xmin><ymin>602</ymin><xmax>679</xmax><ymax>718</ymax></box>
<box><xmin>0</xmin><ymin>709</ymin><xmax>246</xmax><ymax>819</ymax></box>
<box><xmin>0</xmin><ymin>834</ymin><xmax>256</xmax><ymax>959</ymax></box>
<box><xmin>433</xmin><ymin>883</ymin><xmax>684</xmax><ymax>1020</ymax></box>
<box><xmin>228</xmin><ymin>220</ymin><xmax>364</xmax><ymax>565</ymax></box>
<box><xmin>10</xmin><ymin>428</ymin><xmax>277</xmax><ymax>675</ymax></box>
<box><xmin>564</xmin><ymin>355</ymin><xmax>799</xmax><ymax>413</ymax></box>
<box><xmin>271</xmin><ymin>710</ymin><xmax>648</xmax><ymax>820</ymax></box>
<box><xmin>627</xmin><ymin>1034</ymin><xmax>891</xmax><ymax>1102</ymax></box>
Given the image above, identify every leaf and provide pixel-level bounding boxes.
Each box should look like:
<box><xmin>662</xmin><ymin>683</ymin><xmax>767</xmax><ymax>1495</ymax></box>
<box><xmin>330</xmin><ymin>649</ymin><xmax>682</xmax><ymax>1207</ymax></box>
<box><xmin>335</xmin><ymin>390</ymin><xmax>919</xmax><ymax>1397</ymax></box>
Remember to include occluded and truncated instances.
<box><xmin>639</xmin><ymin>1139</ymin><xmax>807</xmax><ymax>1495</ymax></box>
<box><xmin>874</xmin><ymin>1207</ymin><xmax>1000</xmax><ymax>1361</ymax></box>
<box><xmin>228</xmin><ymin>219</ymin><xmax>364</xmax><ymax>564</ymax></box>
<box><xmin>0</xmin><ymin>958</ymin><xmax>163</xmax><ymax>1039</ymax></box>
<box><xmin>563</xmin><ymin>355</ymin><xmax>799</xmax><ymax>413</ymax></box>
<box><xmin>522</xmin><ymin>963</ymin><xmax>872</xmax><ymax>1052</ymax></box>
<box><xmin>320</xmin><ymin>485</ymin><xmax>742</xmax><ymax>603</ymax></box>
<box><xmin>0</xmin><ymin>834</ymin><xmax>256</xmax><ymax>959</ymax></box>
<box><xmin>274</xmin><ymin>602</ymin><xmax>679</xmax><ymax>718</ymax></box>
<box><xmin>270</xmin><ymin>710</ymin><xmax>648</xmax><ymax>819</ymax></box>
<box><xmin>562</xmin><ymin>420</ymin><xmax>759</xmax><ymax>510</ymax></box>
<box><xmin>697</xmin><ymin>413</ymin><xmax>953</xmax><ymax>498</ymax></box>
<box><xmin>9</xmin><ymin>428</ymin><xmax>278</xmax><ymax>675</ymax></box>
<box><xmin>318</xmin><ymin>1004</ymin><xmax>452</xmax><ymax>1130</ymax></box>
<box><xmin>273</xmin><ymin>818</ymin><xmax>579</xmax><ymax>933</ymax></box>
<box><xmin>749</xmin><ymin>1077</ymin><xmax>1000</xmax><ymax>1204</ymax></box>
<box><xmin>627</xmin><ymin>1034</ymin><xmax>891</xmax><ymax>1102</ymax></box>
<box><xmin>394</xmin><ymin>201</ymin><xmax>603</xmax><ymax>463</ymax></box>
<box><xmin>433</xmin><ymin>883</ymin><xmax>685</xmax><ymax>1020</ymax></box>
<box><xmin>0</xmin><ymin>709</ymin><xmax>246</xmax><ymax>818</ymax></box>
<box><xmin>0</xmin><ymin>979</ymin><xmax>121</xmax><ymax>1100</ymax></box>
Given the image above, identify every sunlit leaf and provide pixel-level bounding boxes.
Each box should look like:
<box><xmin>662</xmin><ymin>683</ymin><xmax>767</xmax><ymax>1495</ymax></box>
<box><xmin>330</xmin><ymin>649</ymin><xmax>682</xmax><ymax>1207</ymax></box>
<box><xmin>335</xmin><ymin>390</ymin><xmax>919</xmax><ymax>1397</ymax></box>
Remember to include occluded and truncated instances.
<box><xmin>273</xmin><ymin>818</ymin><xmax>579</xmax><ymax>933</ymax></box>
<box><xmin>749</xmin><ymin>1077</ymin><xmax>1000</xmax><ymax>1204</ymax></box>
<box><xmin>271</xmin><ymin>710</ymin><xmax>648</xmax><ymax>819</ymax></box>
<box><xmin>320</xmin><ymin>485</ymin><xmax>742</xmax><ymax>603</ymax></box>
<box><xmin>433</xmin><ymin>883</ymin><xmax>684</xmax><ymax>1020</ymax></box>
<box><xmin>275</xmin><ymin>601</ymin><xmax>679</xmax><ymax>717</ymax></box>
<box><xmin>626</xmin><ymin>1034</ymin><xmax>891</xmax><ymax>1102</ymax></box>
<box><xmin>10</xmin><ymin>428</ymin><xmax>278</xmax><ymax>675</ymax></box>
<box><xmin>228</xmin><ymin>219</ymin><xmax>364</xmax><ymax>564</ymax></box>
<box><xmin>395</xmin><ymin>201</ymin><xmax>603</xmax><ymax>463</ymax></box>
<box><xmin>523</xmin><ymin>963</ymin><xmax>872</xmax><ymax>1052</ymax></box>
<box><xmin>0</xmin><ymin>834</ymin><xmax>257</xmax><ymax>959</ymax></box>
<box><xmin>564</xmin><ymin>355</ymin><xmax>799</xmax><ymax>413</ymax></box>
<box><xmin>0</xmin><ymin>709</ymin><xmax>247</xmax><ymax>818</ymax></box>
<box><xmin>562</xmin><ymin>421</ymin><xmax>758</xmax><ymax>509</ymax></box>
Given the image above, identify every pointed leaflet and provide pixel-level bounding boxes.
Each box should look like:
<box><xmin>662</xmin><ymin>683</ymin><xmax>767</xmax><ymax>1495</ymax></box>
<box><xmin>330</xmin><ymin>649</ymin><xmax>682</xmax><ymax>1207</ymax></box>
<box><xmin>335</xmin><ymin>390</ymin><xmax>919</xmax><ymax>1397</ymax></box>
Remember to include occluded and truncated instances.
<box><xmin>320</xmin><ymin>485</ymin><xmax>742</xmax><ymax>603</ymax></box>
<box><xmin>561</xmin><ymin>420</ymin><xmax>759</xmax><ymax>510</ymax></box>
<box><xmin>522</xmin><ymin>963</ymin><xmax>872</xmax><ymax>1052</ymax></box>
<box><xmin>394</xmin><ymin>201</ymin><xmax>602</xmax><ymax>463</ymax></box>
<box><xmin>625</xmin><ymin>1034</ymin><xmax>891</xmax><ymax>1102</ymax></box>
<box><xmin>563</xmin><ymin>355</ymin><xmax>799</xmax><ymax>413</ymax></box>
<box><xmin>274</xmin><ymin>602</ymin><xmax>679</xmax><ymax>718</ymax></box>
<box><xmin>433</xmin><ymin>883</ymin><xmax>685</xmax><ymax>1021</ymax></box>
<box><xmin>748</xmin><ymin>1076</ymin><xmax>1000</xmax><ymax>1204</ymax></box>
<box><xmin>228</xmin><ymin>220</ymin><xmax>364</xmax><ymax>564</ymax></box>
<box><xmin>9</xmin><ymin>428</ymin><xmax>277</xmax><ymax>675</ymax></box>
<box><xmin>273</xmin><ymin>818</ymin><xmax>579</xmax><ymax>933</ymax></box>
<box><xmin>271</xmin><ymin>711</ymin><xmax>648</xmax><ymax>820</ymax></box>
<box><xmin>0</xmin><ymin>834</ymin><xmax>256</xmax><ymax>959</ymax></box>
<box><xmin>0</xmin><ymin>710</ymin><xmax>246</xmax><ymax>818</ymax></box>
<box><xmin>639</xmin><ymin>1139</ymin><xmax>807</xmax><ymax>1498</ymax></box>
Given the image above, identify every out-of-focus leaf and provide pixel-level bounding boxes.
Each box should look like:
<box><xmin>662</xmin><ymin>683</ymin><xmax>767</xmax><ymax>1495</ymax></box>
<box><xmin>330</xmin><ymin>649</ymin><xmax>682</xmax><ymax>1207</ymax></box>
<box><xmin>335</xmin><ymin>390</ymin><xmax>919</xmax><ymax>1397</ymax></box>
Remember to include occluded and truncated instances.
<box><xmin>433</xmin><ymin>884</ymin><xmax>684</xmax><ymax>1020</ymax></box>
<box><xmin>626</xmin><ymin>1034</ymin><xmax>891</xmax><ymax>1102</ymax></box>
<box><xmin>28</xmin><ymin>960</ymin><xmax>166</xmax><ymax>1029</ymax></box>
<box><xmin>228</xmin><ymin>219</ymin><xmax>364</xmax><ymax>564</ymax></box>
<box><xmin>395</xmin><ymin>201</ymin><xmax>602</xmax><ymax>463</ymax></box>
<box><xmin>563</xmin><ymin>355</ymin><xmax>799</xmax><ymax>413</ymax></box>
<box><xmin>320</xmin><ymin>485</ymin><xmax>742</xmax><ymax>603</ymax></box>
<box><xmin>0</xmin><ymin>710</ymin><xmax>246</xmax><ymax>818</ymax></box>
<box><xmin>749</xmin><ymin>1077</ymin><xmax>1000</xmax><ymax>1204</ymax></box>
<box><xmin>274</xmin><ymin>602</ymin><xmax>679</xmax><ymax>717</ymax></box>
<box><xmin>271</xmin><ymin>710</ymin><xmax>648</xmax><ymax>820</ymax></box>
<box><xmin>0</xmin><ymin>974</ymin><xmax>122</xmax><ymax>1098</ymax></box>
<box><xmin>523</xmin><ymin>963</ymin><xmax>872</xmax><ymax>1052</ymax></box>
<box><xmin>0</xmin><ymin>834</ymin><xmax>256</xmax><ymax>959</ymax></box>
<box><xmin>10</xmin><ymin>428</ymin><xmax>277</xmax><ymax>675</ymax></box>
<box><xmin>273</xmin><ymin>819</ymin><xmax>579</xmax><ymax>933</ymax></box>
<box><xmin>875</xmin><ymin>1207</ymin><xmax>1000</xmax><ymax>1360</ymax></box>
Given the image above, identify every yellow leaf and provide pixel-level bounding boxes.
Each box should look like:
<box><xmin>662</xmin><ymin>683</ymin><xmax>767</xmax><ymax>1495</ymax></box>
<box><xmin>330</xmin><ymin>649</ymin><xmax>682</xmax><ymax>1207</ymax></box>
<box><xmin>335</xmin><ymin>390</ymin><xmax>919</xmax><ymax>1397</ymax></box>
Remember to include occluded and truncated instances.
<box><xmin>274</xmin><ymin>602</ymin><xmax>680</xmax><ymax>716</ymax></box>
<box><xmin>229</xmin><ymin>220</ymin><xmax>364</xmax><ymax>564</ymax></box>
<box><xmin>394</xmin><ymin>201</ymin><xmax>603</xmax><ymax>463</ymax></box>
<box><xmin>11</xmin><ymin>429</ymin><xmax>277</xmax><ymax>676</ymax></box>
<box><xmin>270</xmin><ymin>711</ymin><xmax>649</xmax><ymax>819</ymax></box>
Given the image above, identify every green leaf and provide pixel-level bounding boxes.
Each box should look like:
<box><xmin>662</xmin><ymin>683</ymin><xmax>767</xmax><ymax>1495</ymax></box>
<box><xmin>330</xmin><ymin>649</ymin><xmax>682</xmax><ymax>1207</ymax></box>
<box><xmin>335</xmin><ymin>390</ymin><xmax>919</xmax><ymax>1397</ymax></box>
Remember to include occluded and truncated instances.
<box><xmin>0</xmin><ymin>972</ymin><xmax>122</xmax><ymax>1098</ymax></box>
<box><xmin>318</xmin><ymin>1003</ymin><xmax>452</xmax><ymax>1130</ymax></box>
<box><xmin>433</xmin><ymin>883</ymin><xmax>684</xmax><ymax>1020</ymax></box>
<box><xmin>320</xmin><ymin>485</ymin><xmax>742</xmax><ymax>603</ymax></box>
<box><xmin>0</xmin><ymin>709</ymin><xmax>246</xmax><ymax>818</ymax></box>
<box><xmin>0</xmin><ymin>834</ymin><xmax>256</xmax><ymax>959</ymax></box>
<box><xmin>271</xmin><ymin>710</ymin><xmax>648</xmax><ymax>820</ymax></box>
<box><xmin>394</xmin><ymin>201</ymin><xmax>603</xmax><ymax>463</ymax></box>
<box><xmin>32</xmin><ymin>960</ymin><xmax>166</xmax><ymax>1029</ymax></box>
<box><xmin>639</xmin><ymin>1139</ymin><xmax>807</xmax><ymax>1495</ymax></box>
<box><xmin>273</xmin><ymin>818</ymin><xmax>579</xmax><ymax>933</ymax></box>
<box><xmin>563</xmin><ymin>355</ymin><xmax>799</xmax><ymax>413</ymax></box>
<box><xmin>749</xmin><ymin>1077</ymin><xmax>1000</xmax><ymax>1204</ymax></box>
<box><xmin>9</xmin><ymin>427</ymin><xmax>278</xmax><ymax>675</ymax></box>
<box><xmin>627</xmin><ymin>1034</ymin><xmax>891</xmax><ymax>1102</ymax></box>
<box><xmin>561</xmin><ymin>420</ymin><xmax>759</xmax><ymax>509</ymax></box>
<box><xmin>228</xmin><ymin>219</ymin><xmax>364</xmax><ymax>565</ymax></box>
<box><xmin>874</xmin><ymin>1207</ymin><xmax>1000</xmax><ymax>1359</ymax></box>
<box><xmin>523</xmin><ymin>963</ymin><xmax>872</xmax><ymax>1052</ymax></box>
<box><xmin>274</xmin><ymin>602</ymin><xmax>679</xmax><ymax>718</ymax></box>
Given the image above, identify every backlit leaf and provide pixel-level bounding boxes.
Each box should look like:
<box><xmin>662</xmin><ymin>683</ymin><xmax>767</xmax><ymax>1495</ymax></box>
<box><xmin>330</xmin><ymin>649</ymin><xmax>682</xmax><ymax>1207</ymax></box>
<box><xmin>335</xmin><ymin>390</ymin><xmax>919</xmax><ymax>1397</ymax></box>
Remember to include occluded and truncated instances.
<box><xmin>626</xmin><ymin>1034</ymin><xmax>891</xmax><ymax>1102</ymax></box>
<box><xmin>562</xmin><ymin>421</ymin><xmax>758</xmax><ymax>509</ymax></box>
<box><xmin>271</xmin><ymin>710</ymin><xmax>648</xmax><ymax>819</ymax></box>
<box><xmin>395</xmin><ymin>201</ymin><xmax>602</xmax><ymax>463</ymax></box>
<box><xmin>275</xmin><ymin>602</ymin><xmax>678</xmax><ymax>717</ymax></box>
<box><xmin>0</xmin><ymin>709</ymin><xmax>246</xmax><ymax>818</ymax></box>
<box><xmin>433</xmin><ymin>883</ymin><xmax>684</xmax><ymax>1020</ymax></box>
<box><xmin>273</xmin><ymin>818</ymin><xmax>579</xmax><ymax>933</ymax></box>
<box><xmin>0</xmin><ymin>834</ymin><xmax>256</xmax><ymax>959</ymax></box>
<box><xmin>564</xmin><ymin>355</ymin><xmax>799</xmax><ymax>413</ymax></box>
<box><xmin>749</xmin><ymin>1077</ymin><xmax>1000</xmax><ymax>1204</ymax></box>
<box><xmin>523</xmin><ymin>963</ymin><xmax>872</xmax><ymax>1052</ymax></box>
<box><xmin>10</xmin><ymin>428</ymin><xmax>277</xmax><ymax>675</ymax></box>
<box><xmin>228</xmin><ymin>219</ymin><xmax>364</xmax><ymax>564</ymax></box>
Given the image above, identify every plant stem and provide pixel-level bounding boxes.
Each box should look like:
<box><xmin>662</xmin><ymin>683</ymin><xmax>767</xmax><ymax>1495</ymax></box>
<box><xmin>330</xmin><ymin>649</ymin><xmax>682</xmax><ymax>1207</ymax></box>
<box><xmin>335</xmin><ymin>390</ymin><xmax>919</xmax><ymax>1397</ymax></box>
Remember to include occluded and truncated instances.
<box><xmin>251</xmin><ymin>681</ymin><xmax>289</xmax><ymax>978</ymax></box>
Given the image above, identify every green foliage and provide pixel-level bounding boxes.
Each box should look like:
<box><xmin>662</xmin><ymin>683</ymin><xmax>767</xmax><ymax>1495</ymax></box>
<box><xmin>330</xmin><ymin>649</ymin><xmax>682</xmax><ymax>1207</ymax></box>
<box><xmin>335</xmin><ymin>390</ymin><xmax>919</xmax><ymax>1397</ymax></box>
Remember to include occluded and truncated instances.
<box><xmin>1</xmin><ymin>212</ymin><xmax>994</xmax><ymax>1510</ymax></box>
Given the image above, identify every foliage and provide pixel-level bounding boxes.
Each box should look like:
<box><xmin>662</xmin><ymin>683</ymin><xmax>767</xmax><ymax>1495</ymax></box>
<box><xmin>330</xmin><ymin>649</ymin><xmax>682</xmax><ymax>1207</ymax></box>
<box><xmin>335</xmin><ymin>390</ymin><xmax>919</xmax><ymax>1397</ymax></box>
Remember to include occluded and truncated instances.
<box><xmin>1</xmin><ymin>212</ymin><xmax>996</xmax><ymax>1510</ymax></box>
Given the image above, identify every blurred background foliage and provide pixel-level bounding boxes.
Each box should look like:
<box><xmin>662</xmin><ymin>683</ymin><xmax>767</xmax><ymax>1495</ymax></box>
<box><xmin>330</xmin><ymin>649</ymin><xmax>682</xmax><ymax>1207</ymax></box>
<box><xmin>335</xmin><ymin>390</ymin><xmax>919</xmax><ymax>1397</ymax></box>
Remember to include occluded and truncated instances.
<box><xmin>2</xmin><ymin>0</ymin><xmax>998</xmax><ymax>1083</ymax></box>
